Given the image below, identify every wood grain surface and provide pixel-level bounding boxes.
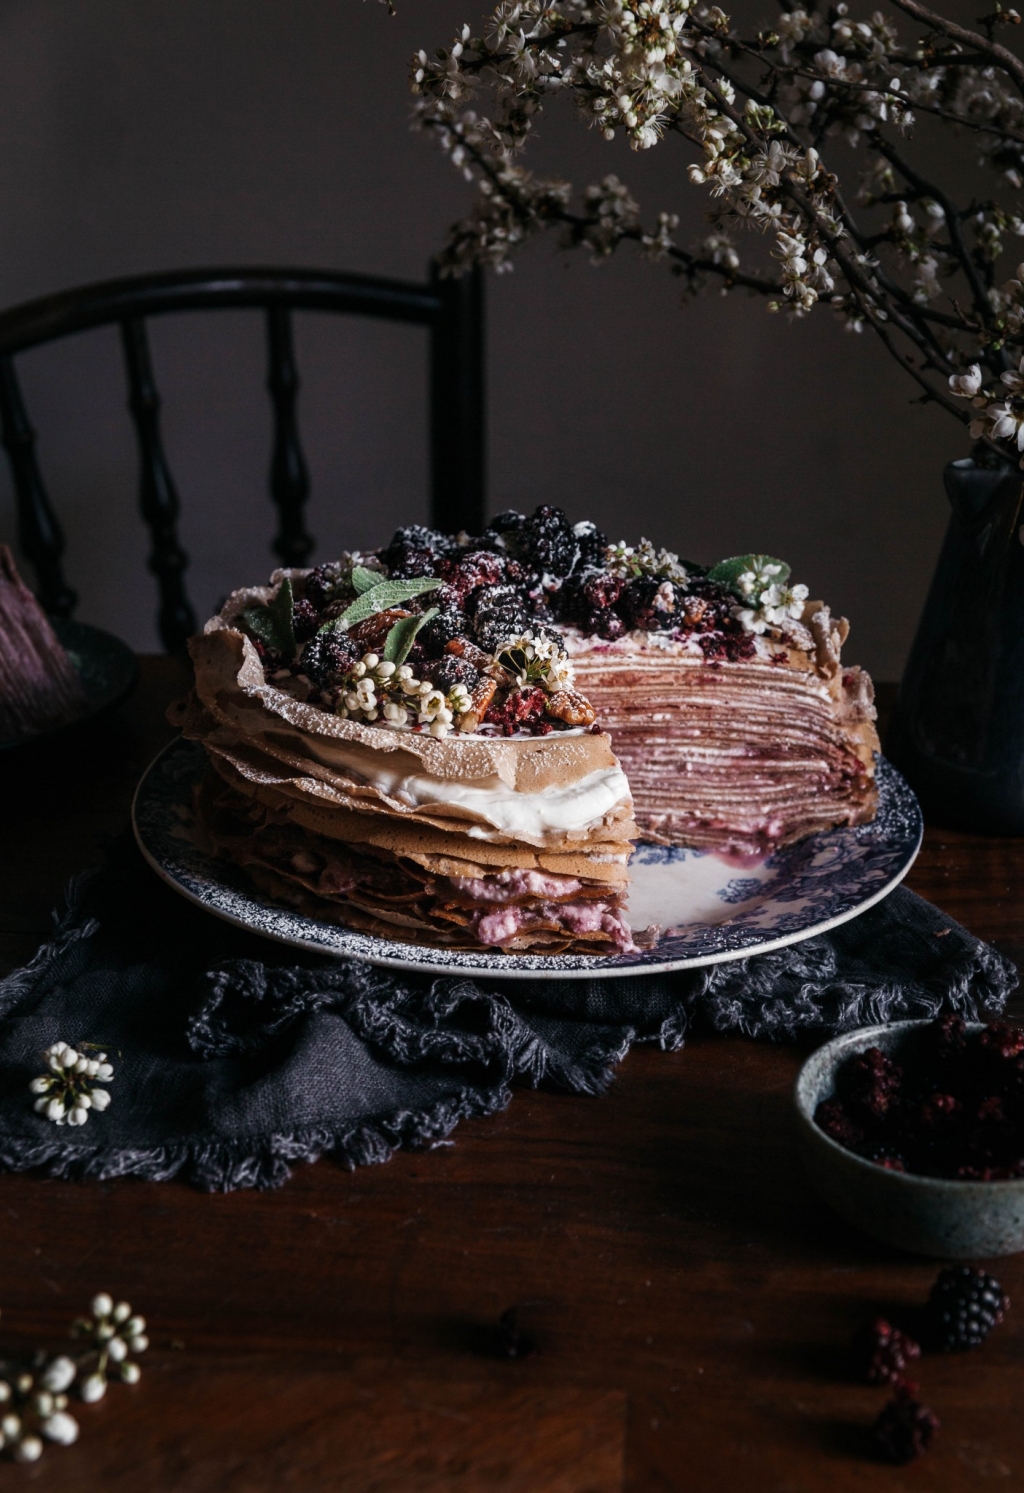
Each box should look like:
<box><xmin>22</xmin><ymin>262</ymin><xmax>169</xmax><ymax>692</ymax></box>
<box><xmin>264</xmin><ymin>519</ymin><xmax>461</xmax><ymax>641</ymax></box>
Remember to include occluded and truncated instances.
<box><xmin>0</xmin><ymin>663</ymin><xmax>1021</xmax><ymax>1492</ymax></box>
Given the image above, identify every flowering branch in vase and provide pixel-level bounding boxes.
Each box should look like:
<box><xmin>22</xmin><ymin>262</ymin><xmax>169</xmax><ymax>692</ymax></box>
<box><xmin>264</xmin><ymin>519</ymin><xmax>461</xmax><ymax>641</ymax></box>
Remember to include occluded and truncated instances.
<box><xmin>409</xmin><ymin>0</ymin><xmax>1024</xmax><ymax>464</ymax></box>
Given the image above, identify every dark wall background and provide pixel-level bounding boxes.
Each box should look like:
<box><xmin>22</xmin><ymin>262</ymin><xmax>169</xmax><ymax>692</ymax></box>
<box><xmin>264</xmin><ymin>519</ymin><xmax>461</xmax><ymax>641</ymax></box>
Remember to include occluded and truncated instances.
<box><xmin>0</xmin><ymin>0</ymin><xmax>965</xmax><ymax>678</ymax></box>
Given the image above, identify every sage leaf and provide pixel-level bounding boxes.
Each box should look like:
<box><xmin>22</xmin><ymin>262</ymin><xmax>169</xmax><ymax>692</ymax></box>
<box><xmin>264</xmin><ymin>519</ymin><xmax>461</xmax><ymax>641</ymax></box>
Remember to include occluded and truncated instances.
<box><xmin>240</xmin><ymin>576</ymin><xmax>296</xmax><ymax>655</ymax></box>
<box><xmin>707</xmin><ymin>554</ymin><xmax>790</xmax><ymax>596</ymax></box>
<box><xmin>383</xmin><ymin>607</ymin><xmax>438</xmax><ymax>666</ymax></box>
<box><xmin>351</xmin><ymin>565</ymin><xmax>382</xmax><ymax>595</ymax></box>
<box><xmin>339</xmin><ymin>577</ymin><xmax>441</xmax><ymax>628</ymax></box>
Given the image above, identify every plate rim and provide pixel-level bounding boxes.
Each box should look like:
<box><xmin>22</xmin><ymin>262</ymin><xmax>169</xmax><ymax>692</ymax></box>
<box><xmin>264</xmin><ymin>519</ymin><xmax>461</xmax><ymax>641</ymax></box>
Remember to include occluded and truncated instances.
<box><xmin>132</xmin><ymin>738</ymin><xmax>923</xmax><ymax>980</ymax></box>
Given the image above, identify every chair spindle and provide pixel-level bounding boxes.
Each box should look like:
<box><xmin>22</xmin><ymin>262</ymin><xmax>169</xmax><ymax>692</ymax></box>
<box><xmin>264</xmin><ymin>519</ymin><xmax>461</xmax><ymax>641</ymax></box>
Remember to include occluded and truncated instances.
<box><xmin>0</xmin><ymin>355</ymin><xmax>76</xmax><ymax>616</ymax></box>
<box><xmin>265</xmin><ymin>306</ymin><xmax>313</xmax><ymax>569</ymax></box>
<box><xmin>429</xmin><ymin>265</ymin><xmax>485</xmax><ymax>536</ymax></box>
<box><xmin>120</xmin><ymin>317</ymin><xmax>196</xmax><ymax>652</ymax></box>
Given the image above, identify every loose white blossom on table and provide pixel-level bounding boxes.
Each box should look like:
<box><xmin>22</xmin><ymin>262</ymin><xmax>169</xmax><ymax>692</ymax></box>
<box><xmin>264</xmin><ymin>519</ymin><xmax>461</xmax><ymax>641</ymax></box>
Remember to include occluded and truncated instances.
<box><xmin>406</xmin><ymin>0</ymin><xmax>1024</xmax><ymax>465</ymax></box>
<box><xmin>0</xmin><ymin>1294</ymin><xmax>147</xmax><ymax>1462</ymax></box>
<box><xmin>29</xmin><ymin>1042</ymin><xmax>113</xmax><ymax>1126</ymax></box>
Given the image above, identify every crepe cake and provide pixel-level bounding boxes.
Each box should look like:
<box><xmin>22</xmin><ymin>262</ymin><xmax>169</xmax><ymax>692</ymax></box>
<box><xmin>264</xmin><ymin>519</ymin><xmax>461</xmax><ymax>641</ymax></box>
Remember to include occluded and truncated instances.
<box><xmin>175</xmin><ymin>582</ymin><xmax>642</xmax><ymax>955</ymax></box>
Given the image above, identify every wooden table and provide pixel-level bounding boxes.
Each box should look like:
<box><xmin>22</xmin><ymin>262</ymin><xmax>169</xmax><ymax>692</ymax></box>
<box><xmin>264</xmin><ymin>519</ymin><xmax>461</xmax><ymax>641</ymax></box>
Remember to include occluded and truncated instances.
<box><xmin>0</xmin><ymin>660</ymin><xmax>1022</xmax><ymax>1491</ymax></box>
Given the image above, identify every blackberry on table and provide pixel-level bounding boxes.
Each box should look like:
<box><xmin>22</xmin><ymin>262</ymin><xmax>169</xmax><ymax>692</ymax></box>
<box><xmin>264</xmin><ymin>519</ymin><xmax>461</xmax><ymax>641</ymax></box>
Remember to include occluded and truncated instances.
<box><xmin>872</xmin><ymin>1388</ymin><xmax>939</xmax><ymax>1464</ymax></box>
<box><xmin>813</xmin><ymin>1097</ymin><xmax>866</xmax><ymax>1153</ymax></box>
<box><xmin>299</xmin><ymin>631</ymin><xmax>360</xmax><ymax>690</ymax></box>
<box><xmin>925</xmin><ymin>1266</ymin><xmax>1008</xmax><ymax>1351</ymax></box>
<box><xmin>854</xmin><ymin>1317</ymin><xmax>921</xmax><ymax>1386</ymax></box>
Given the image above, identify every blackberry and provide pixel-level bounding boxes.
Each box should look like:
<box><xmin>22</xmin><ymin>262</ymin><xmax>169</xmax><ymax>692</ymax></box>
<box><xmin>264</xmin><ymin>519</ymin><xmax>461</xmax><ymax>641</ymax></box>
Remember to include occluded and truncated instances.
<box><xmin>572</xmin><ymin>520</ymin><xmax>608</xmax><ymax>570</ymax></box>
<box><xmin>925</xmin><ymin>1266</ymin><xmax>1008</xmax><ymax>1351</ymax></box>
<box><xmin>300</xmin><ymin>631</ymin><xmax>360</xmax><ymax>690</ymax></box>
<box><xmin>518</xmin><ymin>505</ymin><xmax>580</xmax><ymax>577</ymax></box>
<box><xmin>417</xmin><ymin>605</ymin><xmax>470</xmax><ymax>658</ymax></box>
<box><xmin>489</xmin><ymin>510</ymin><xmax>526</xmax><ymax>535</ymax></box>
<box><xmin>873</xmin><ymin>1388</ymin><xmax>939</xmax><ymax>1464</ymax></box>
<box><xmin>837</xmin><ymin>1046</ymin><xmax>903</xmax><ymax>1123</ymax></box>
<box><xmin>383</xmin><ymin>523</ymin><xmax>452</xmax><ymax>577</ymax></box>
<box><xmin>421</xmin><ymin>655</ymin><xmax>481</xmax><ymax>694</ymax></box>
<box><xmin>439</xmin><ymin>549</ymin><xmax>507</xmax><ymax>603</ymax></box>
<box><xmin>617</xmin><ymin>575</ymin><xmax>680</xmax><ymax>632</ymax></box>
<box><xmin>472</xmin><ymin>586</ymin><xmax>534</xmax><ymax>652</ymax></box>
<box><xmin>292</xmin><ymin>597</ymin><xmax>320</xmax><ymax>643</ymax></box>
<box><xmin>813</xmin><ymin>1096</ymin><xmax>866</xmax><ymax>1154</ymax></box>
<box><xmin>854</xmin><ymin>1317</ymin><xmax>921</xmax><ymax>1386</ymax></box>
<box><xmin>304</xmin><ymin>562</ymin><xmax>346</xmax><ymax>612</ymax></box>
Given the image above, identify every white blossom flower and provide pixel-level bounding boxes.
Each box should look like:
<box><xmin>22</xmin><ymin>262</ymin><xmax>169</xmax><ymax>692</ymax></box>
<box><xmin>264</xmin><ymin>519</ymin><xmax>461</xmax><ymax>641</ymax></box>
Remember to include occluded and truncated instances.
<box><xmin>32</xmin><ymin>1047</ymin><xmax>113</xmax><ymax>1127</ymax></box>
<box><xmin>948</xmin><ymin>365</ymin><xmax>983</xmax><ymax>398</ymax></box>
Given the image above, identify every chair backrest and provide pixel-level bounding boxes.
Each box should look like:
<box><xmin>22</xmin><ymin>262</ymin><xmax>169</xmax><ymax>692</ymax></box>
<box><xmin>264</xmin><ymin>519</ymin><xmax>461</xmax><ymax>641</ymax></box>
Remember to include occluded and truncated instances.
<box><xmin>0</xmin><ymin>264</ymin><xmax>485</xmax><ymax>651</ymax></box>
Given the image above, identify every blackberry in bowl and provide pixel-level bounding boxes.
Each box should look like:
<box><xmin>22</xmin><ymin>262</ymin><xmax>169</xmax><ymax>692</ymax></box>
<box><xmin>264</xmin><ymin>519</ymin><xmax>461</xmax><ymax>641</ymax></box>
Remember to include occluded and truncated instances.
<box><xmin>794</xmin><ymin>1019</ymin><xmax>1024</xmax><ymax>1257</ymax></box>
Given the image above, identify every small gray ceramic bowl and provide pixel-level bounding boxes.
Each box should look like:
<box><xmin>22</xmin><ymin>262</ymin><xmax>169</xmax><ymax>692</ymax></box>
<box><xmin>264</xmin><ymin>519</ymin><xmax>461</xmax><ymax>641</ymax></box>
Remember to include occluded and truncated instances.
<box><xmin>795</xmin><ymin>1020</ymin><xmax>1024</xmax><ymax>1258</ymax></box>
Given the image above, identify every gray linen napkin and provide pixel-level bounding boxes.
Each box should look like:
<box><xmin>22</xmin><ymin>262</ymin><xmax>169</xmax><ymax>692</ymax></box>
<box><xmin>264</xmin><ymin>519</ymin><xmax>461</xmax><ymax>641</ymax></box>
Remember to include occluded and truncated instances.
<box><xmin>0</xmin><ymin>842</ymin><xmax>1014</xmax><ymax>1191</ymax></box>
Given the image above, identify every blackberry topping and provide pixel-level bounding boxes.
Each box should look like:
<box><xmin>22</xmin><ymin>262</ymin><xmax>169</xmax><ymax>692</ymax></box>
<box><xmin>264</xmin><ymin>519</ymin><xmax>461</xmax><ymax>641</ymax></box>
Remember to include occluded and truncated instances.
<box><xmin>304</xmin><ymin>562</ymin><xmax>347</xmax><ymax>612</ymax></box>
<box><xmin>292</xmin><ymin>597</ymin><xmax>320</xmax><ymax>643</ymax></box>
<box><xmin>519</xmin><ymin>504</ymin><xmax>580</xmax><ymax>577</ymax></box>
<box><xmin>421</xmin><ymin>655</ymin><xmax>481</xmax><ymax>694</ymax></box>
<box><xmin>572</xmin><ymin>520</ymin><xmax>608</xmax><ymax>570</ymax></box>
<box><xmin>854</xmin><ymin>1317</ymin><xmax>921</xmax><ymax>1386</ymax></box>
<box><xmin>925</xmin><ymin>1266</ymin><xmax>1008</xmax><ymax>1351</ymax></box>
<box><xmin>416</xmin><ymin>605</ymin><xmax>470</xmax><ymax>658</ymax></box>
<box><xmin>617</xmin><ymin>575</ymin><xmax>681</xmax><ymax>633</ymax></box>
<box><xmin>383</xmin><ymin>523</ymin><xmax>453</xmax><ymax>577</ymax></box>
<box><xmin>471</xmin><ymin>586</ymin><xmax>534</xmax><ymax>652</ymax></box>
<box><xmin>438</xmin><ymin>549</ymin><xmax>507</xmax><ymax>603</ymax></box>
<box><xmin>873</xmin><ymin>1388</ymin><xmax>939</xmax><ymax>1464</ymax></box>
<box><xmin>299</xmin><ymin>631</ymin><xmax>360</xmax><ymax>690</ymax></box>
<box><xmin>489</xmin><ymin>510</ymin><xmax>526</xmax><ymax>535</ymax></box>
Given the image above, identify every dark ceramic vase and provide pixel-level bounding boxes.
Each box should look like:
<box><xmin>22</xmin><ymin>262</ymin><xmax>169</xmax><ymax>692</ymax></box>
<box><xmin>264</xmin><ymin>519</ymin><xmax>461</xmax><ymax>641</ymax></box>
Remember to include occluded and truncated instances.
<box><xmin>886</xmin><ymin>454</ymin><xmax>1024</xmax><ymax>833</ymax></box>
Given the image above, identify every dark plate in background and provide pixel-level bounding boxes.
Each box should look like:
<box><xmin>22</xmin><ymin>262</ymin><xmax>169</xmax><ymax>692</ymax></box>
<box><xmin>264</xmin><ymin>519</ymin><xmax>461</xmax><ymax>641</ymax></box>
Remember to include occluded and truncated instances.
<box><xmin>0</xmin><ymin>618</ymin><xmax>140</xmax><ymax>752</ymax></box>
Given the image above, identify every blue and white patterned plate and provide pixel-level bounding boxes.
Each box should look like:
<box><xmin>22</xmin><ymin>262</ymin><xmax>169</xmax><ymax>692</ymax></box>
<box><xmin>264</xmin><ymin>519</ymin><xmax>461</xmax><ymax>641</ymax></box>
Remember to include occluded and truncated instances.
<box><xmin>133</xmin><ymin>738</ymin><xmax>923</xmax><ymax>981</ymax></box>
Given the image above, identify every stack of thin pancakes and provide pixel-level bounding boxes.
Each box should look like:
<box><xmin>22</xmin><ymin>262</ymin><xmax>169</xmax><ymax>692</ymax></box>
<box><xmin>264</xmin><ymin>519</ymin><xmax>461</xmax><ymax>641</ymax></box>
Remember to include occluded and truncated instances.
<box><xmin>566</xmin><ymin>603</ymin><xmax>879</xmax><ymax>856</ymax></box>
<box><xmin>175</xmin><ymin>588</ymin><xmax>642</xmax><ymax>954</ymax></box>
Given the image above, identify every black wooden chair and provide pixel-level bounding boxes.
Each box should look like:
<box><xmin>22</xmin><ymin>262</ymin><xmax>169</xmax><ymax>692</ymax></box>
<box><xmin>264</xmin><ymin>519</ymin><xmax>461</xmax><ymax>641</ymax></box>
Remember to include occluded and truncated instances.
<box><xmin>0</xmin><ymin>264</ymin><xmax>485</xmax><ymax>651</ymax></box>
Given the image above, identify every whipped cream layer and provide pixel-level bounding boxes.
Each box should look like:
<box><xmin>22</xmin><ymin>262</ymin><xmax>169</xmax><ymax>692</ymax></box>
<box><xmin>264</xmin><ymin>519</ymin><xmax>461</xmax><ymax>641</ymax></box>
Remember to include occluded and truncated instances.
<box><xmin>310</xmin><ymin>739</ymin><xmax>631</xmax><ymax>839</ymax></box>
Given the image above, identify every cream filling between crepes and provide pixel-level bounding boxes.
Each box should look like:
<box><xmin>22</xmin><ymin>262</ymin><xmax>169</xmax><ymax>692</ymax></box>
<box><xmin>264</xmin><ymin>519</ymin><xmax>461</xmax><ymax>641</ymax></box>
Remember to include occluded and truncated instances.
<box><xmin>296</xmin><ymin>738</ymin><xmax>632</xmax><ymax>839</ymax></box>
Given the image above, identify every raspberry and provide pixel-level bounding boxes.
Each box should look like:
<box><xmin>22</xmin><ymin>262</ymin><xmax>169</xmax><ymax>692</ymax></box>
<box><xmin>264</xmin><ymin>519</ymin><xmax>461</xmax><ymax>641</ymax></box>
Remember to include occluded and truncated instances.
<box><xmin>300</xmin><ymin>631</ymin><xmax>360</xmax><ymax>689</ymax></box>
<box><xmin>854</xmin><ymin>1317</ymin><xmax>921</xmax><ymax>1386</ymax></box>
<box><xmin>873</xmin><ymin>1388</ymin><xmax>939</xmax><ymax>1464</ymax></box>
